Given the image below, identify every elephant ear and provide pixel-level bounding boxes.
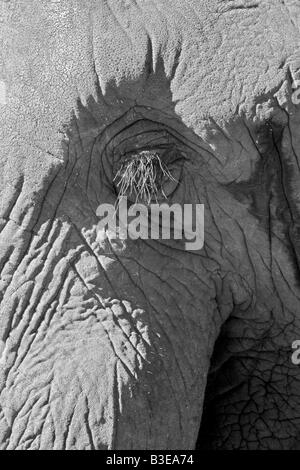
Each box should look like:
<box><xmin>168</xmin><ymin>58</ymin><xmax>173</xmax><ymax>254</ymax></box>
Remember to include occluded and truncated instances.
<box><xmin>277</xmin><ymin>0</ymin><xmax>300</xmax><ymax>271</ymax></box>
<box><xmin>284</xmin><ymin>1</ymin><xmax>300</xmax><ymax>80</ymax></box>
<box><xmin>285</xmin><ymin>0</ymin><xmax>300</xmax><ymax>31</ymax></box>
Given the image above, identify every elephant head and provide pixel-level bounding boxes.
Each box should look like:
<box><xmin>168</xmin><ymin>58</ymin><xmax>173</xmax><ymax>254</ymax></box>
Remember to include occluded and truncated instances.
<box><xmin>1</xmin><ymin>0</ymin><xmax>300</xmax><ymax>450</ymax></box>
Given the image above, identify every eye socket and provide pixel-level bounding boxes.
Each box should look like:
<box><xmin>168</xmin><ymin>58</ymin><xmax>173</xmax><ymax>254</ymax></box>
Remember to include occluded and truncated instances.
<box><xmin>113</xmin><ymin>147</ymin><xmax>184</xmax><ymax>204</ymax></box>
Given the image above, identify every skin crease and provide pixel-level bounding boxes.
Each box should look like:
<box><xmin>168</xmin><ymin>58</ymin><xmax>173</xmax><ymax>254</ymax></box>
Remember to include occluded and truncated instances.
<box><xmin>0</xmin><ymin>0</ymin><xmax>300</xmax><ymax>450</ymax></box>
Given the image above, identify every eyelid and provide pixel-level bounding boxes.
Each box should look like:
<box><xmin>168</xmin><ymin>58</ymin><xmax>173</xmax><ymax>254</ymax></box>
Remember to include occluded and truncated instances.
<box><xmin>113</xmin><ymin>144</ymin><xmax>186</xmax><ymax>174</ymax></box>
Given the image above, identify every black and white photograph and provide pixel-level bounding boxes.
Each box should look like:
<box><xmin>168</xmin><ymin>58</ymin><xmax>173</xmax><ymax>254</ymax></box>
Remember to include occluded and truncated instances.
<box><xmin>0</xmin><ymin>0</ymin><xmax>300</xmax><ymax>455</ymax></box>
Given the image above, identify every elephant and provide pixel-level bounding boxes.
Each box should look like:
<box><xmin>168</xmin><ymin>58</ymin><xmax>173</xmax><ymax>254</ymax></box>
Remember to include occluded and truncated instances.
<box><xmin>0</xmin><ymin>0</ymin><xmax>300</xmax><ymax>450</ymax></box>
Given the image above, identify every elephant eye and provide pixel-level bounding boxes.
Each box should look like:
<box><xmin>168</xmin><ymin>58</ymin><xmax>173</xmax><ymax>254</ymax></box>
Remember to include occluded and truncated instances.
<box><xmin>113</xmin><ymin>148</ymin><xmax>183</xmax><ymax>204</ymax></box>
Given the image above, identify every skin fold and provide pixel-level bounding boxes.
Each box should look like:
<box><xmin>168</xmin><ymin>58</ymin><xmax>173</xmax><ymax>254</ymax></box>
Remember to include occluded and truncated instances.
<box><xmin>0</xmin><ymin>0</ymin><xmax>300</xmax><ymax>449</ymax></box>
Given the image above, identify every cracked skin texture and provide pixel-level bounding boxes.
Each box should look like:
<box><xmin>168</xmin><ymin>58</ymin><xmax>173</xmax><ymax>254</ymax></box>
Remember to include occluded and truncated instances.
<box><xmin>0</xmin><ymin>0</ymin><xmax>300</xmax><ymax>450</ymax></box>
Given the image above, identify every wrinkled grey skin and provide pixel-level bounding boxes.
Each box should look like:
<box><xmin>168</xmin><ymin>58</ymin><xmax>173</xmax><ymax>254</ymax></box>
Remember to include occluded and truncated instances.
<box><xmin>0</xmin><ymin>0</ymin><xmax>300</xmax><ymax>450</ymax></box>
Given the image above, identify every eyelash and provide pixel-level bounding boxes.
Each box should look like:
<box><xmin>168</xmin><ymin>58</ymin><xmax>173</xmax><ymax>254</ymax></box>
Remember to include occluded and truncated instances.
<box><xmin>113</xmin><ymin>148</ymin><xmax>184</xmax><ymax>204</ymax></box>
